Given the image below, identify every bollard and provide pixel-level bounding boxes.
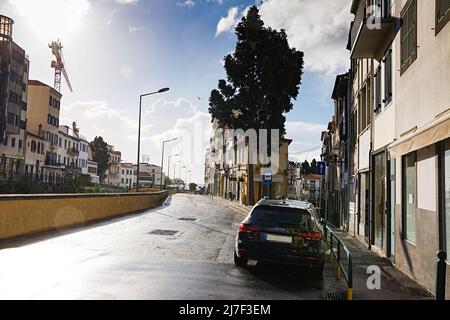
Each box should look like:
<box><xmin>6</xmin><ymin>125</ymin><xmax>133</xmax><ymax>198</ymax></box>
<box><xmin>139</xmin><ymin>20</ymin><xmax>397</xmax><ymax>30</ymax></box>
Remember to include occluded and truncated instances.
<box><xmin>436</xmin><ymin>250</ymin><xmax>447</xmax><ymax>300</ymax></box>
<box><xmin>347</xmin><ymin>288</ymin><xmax>353</xmax><ymax>300</ymax></box>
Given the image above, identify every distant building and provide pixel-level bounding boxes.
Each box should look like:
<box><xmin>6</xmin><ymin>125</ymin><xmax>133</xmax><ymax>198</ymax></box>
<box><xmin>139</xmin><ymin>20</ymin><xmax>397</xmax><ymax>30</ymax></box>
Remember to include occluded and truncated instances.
<box><xmin>120</xmin><ymin>163</ymin><xmax>135</xmax><ymax>189</ymax></box>
<box><xmin>0</xmin><ymin>15</ymin><xmax>29</xmax><ymax>180</ymax></box>
<box><xmin>105</xmin><ymin>145</ymin><xmax>121</xmax><ymax>186</ymax></box>
<box><xmin>132</xmin><ymin>163</ymin><xmax>164</xmax><ymax>189</ymax></box>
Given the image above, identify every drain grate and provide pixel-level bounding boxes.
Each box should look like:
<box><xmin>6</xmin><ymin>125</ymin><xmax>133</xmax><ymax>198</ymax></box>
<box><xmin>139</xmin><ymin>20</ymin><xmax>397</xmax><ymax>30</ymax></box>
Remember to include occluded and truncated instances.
<box><xmin>325</xmin><ymin>291</ymin><xmax>347</xmax><ymax>301</ymax></box>
<box><xmin>179</xmin><ymin>217</ymin><xmax>197</xmax><ymax>221</ymax></box>
<box><xmin>148</xmin><ymin>229</ymin><xmax>179</xmax><ymax>236</ymax></box>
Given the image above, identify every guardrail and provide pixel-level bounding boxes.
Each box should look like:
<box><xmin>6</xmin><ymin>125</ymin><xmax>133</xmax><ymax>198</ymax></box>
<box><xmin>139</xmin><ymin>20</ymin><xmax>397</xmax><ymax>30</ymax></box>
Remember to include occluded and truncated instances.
<box><xmin>323</xmin><ymin>223</ymin><xmax>353</xmax><ymax>300</ymax></box>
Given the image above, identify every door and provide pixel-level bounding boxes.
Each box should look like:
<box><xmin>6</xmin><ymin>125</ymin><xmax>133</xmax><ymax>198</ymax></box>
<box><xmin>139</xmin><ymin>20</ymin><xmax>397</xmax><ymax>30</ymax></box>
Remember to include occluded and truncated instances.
<box><xmin>373</xmin><ymin>152</ymin><xmax>386</xmax><ymax>248</ymax></box>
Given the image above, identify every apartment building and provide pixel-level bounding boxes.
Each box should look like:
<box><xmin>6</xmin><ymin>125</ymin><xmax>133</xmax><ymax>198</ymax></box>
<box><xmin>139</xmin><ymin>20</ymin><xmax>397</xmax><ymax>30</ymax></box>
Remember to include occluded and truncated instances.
<box><xmin>205</xmin><ymin>120</ymin><xmax>291</xmax><ymax>205</ymax></box>
<box><xmin>0</xmin><ymin>15</ymin><xmax>29</xmax><ymax>180</ymax></box>
<box><xmin>58</xmin><ymin>123</ymin><xmax>88</xmax><ymax>176</ymax></box>
<box><xmin>120</xmin><ymin>163</ymin><xmax>135</xmax><ymax>189</ymax></box>
<box><xmin>133</xmin><ymin>163</ymin><xmax>163</xmax><ymax>189</ymax></box>
<box><xmin>335</xmin><ymin>0</ymin><xmax>450</xmax><ymax>297</ymax></box>
<box><xmin>26</xmin><ymin>80</ymin><xmax>62</xmax><ymax>183</ymax></box>
<box><xmin>105</xmin><ymin>145</ymin><xmax>121</xmax><ymax>186</ymax></box>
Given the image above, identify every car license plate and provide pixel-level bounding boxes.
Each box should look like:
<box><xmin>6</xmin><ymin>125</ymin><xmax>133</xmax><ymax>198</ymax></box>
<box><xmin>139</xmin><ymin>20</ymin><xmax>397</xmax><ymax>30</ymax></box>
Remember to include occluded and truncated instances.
<box><xmin>266</xmin><ymin>234</ymin><xmax>292</xmax><ymax>244</ymax></box>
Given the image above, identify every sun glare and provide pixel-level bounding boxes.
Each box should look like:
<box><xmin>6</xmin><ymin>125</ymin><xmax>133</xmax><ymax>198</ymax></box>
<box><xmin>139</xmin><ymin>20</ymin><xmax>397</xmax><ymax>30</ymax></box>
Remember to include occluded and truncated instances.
<box><xmin>11</xmin><ymin>0</ymin><xmax>91</xmax><ymax>41</ymax></box>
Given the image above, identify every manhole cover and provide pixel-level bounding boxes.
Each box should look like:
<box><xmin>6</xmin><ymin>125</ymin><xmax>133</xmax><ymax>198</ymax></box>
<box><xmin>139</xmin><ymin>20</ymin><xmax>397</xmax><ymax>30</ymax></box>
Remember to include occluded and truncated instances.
<box><xmin>179</xmin><ymin>217</ymin><xmax>197</xmax><ymax>221</ymax></box>
<box><xmin>325</xmin><ymin>291</ymin><xmax>347</xmax><ymax>301</ymax></box>
<box><xmin>148</xmin><ymin>229</ymin><xmax>179</xmax><ymax>236</ymax></box>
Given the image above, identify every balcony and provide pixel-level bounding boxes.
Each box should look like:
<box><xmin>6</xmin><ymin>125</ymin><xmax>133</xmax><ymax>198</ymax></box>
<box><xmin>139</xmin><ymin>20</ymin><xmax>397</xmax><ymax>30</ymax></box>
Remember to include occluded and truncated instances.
<box><xmin>348</xmin><ymin>0</ymin><xmax>399</xmax><ymax>61</ymax></box>
<box><xmin>67</xmin><ymin>147</ymin><xmax>79</xmax><ymax>156</ymax></box>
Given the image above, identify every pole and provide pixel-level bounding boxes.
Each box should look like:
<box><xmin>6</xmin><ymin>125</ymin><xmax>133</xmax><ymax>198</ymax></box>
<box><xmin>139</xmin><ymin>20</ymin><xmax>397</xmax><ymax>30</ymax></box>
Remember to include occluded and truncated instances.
<box><xmin>436</xmin><ymin>250</ymin><xmax>447</xmax><ymax>300</ymax></box>
<box><xmin>136</xmin><ymin>95</ymin><xmax>142</xmax><ymax>191</ymax></box>
<box><xmin>160</xmin><ymin>141</ymin><xmax>165</xmax><ymax>190</ymax></box>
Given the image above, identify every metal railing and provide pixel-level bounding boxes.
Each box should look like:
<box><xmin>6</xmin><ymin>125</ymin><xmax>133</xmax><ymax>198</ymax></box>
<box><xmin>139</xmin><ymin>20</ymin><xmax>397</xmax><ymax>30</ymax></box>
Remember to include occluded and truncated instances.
<box><xmin>323</xmin><ymin>223</ymin><xmax>353</xmax><ymax>300</ymax></box>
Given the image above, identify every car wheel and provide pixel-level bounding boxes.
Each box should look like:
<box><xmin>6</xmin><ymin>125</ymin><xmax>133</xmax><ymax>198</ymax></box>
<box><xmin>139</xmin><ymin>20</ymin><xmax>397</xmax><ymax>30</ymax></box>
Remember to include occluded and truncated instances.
<box><xmin>234</xmin><ymin>251</ymin><xmax>248</xmax><ymax>268</ymax></box>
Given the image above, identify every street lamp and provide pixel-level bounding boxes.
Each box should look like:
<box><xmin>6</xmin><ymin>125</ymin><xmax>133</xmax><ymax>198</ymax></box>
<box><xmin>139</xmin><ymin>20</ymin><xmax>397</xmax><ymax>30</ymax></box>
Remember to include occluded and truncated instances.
<box><xmin>185</xmin><ymin>170</ymin><xmax>192</xmax><ymax>189</ymax></box>
<box><xmin>136</xmin><ymin>87</ymin><xmax>170</xmax><ymax>191</ymax></box>
<box><xmin>167</xmin><ymin>154</ymin><xmax>179</xmax><ymax>187</ymax></box>
<box><xmin>160</xmin><ymin>138</ymin><xmax>178</xmax><ymax>189</ymax></box>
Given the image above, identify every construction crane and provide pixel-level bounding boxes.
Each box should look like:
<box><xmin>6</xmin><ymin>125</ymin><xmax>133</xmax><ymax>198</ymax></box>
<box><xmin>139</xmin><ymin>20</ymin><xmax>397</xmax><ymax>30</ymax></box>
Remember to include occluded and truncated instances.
<box><xmin>49</xmin><ymin>40</ymin><xmax>73</xmax><ymax>93</ymax></box>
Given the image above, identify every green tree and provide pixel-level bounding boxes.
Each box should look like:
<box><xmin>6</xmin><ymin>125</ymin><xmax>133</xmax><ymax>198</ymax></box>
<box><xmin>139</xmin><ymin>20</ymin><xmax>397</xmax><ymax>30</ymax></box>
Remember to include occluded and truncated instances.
<box><xmin>165</xmin><ymin>176</ymin><xmax>173</xmax><ymax>186</ymax></box>
<box><xmin>189</xmin><ymin>183</ymin><xmax>198</xmax><ymax>192</ymax></box>
<box><xmin>90</xmin><ymin>137</ymin><xmax>110</xmax><ymax>183</ymax></box>
<box><xmin>310</xmin><ymin>159</ymin><xmax>318</xmax><ymax>175</ymax></box>
<box><xmin>209</xmin><ymin>6</ymin><xmax>304</xmax><ymax>204</ymax></box>
<box><xmin>300</xmin><ymin>160</ymin><xmax>311</xmax><ymax>176</ymax></box>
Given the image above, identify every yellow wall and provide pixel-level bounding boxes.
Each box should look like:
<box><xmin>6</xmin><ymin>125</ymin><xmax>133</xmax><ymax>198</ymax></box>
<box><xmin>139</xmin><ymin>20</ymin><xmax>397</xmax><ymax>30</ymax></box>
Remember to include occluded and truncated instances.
<box><xmin>0</xmin><ymin>191</ymin><xmax>168</xmax><ymax>240</ymax></box>
<box><xmin>27</xmin><ymin>83</ymin><xmax>61</xmax><ymax>137</ymax></box>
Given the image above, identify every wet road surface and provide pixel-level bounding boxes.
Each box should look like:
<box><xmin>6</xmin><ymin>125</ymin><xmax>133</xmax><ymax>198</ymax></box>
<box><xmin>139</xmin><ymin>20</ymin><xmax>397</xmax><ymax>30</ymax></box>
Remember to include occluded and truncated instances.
<box><xmin>0</xmin><ymin>194</ymin><xmax>338</xmax><ymax>300</ymax></box>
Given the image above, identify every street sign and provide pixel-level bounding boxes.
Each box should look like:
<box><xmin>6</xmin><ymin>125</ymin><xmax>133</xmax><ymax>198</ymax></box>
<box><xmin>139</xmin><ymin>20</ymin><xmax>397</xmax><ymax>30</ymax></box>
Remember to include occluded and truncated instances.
<box><xmin>264</xmin><ymin>173</ymin><xmax>273</xmax><ymax>185</ymax></box>
<box><xmin>317</xmin><ymin>161</ymin><xmax>326</xmax><ymax>176</ymax></box>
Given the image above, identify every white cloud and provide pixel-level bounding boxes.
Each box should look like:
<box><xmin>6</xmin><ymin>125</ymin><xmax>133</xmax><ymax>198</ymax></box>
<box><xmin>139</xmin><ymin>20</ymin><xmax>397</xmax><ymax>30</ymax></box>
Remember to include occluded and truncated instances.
<box><xmin>178</xmin><ymin>0</ymin><xmax>195</xmax><ymax>7</ymax></box>
<box><xmin>120</xmin><ymin>65</ymin><xmax>134</xmax><ymax>79</ymax></box>
<box><xmin>259</xmin><ymin>0</ymin><xmax>352</xmax><ymax>73</ymax></box>
<box><xmin>215</xmin><ymin>7</ymin><xmax>240</xmax><ymax>36</ymax></box>
<box><xmin>128</xmin><ymin>26</ymin><xmax>145</xmax><ymax>35</ymax></box>
<box><xmin>285</xmin><ymin>121</ymin><xmax>326</xmax><ymax>162</ymax></box>
<box><xmin>61</xmin><ymin>98</ymin><xmax>211</xmax><ymax>183</ymax></box>
<box><xmin>115</xmin><ymin>0</ymin><xmax>140</xmax><ymax>5</ymax></box>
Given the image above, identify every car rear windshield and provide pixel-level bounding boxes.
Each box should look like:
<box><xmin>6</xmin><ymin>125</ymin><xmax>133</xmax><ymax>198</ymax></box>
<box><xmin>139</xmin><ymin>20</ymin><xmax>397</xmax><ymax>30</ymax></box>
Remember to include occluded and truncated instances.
<box><xmin>249</xmin><ymin>205</ymin><xmax>314</xmax><ymax>229</ymax></box>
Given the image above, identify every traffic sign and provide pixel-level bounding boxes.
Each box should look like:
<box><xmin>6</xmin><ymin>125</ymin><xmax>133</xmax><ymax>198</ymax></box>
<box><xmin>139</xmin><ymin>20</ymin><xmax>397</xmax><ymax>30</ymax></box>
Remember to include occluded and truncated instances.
<box><xmin>317</xmin><ymin>161</ymin><xmax>326</xmax><ymax>176</ymax></box>
<box><xmin>264</xmin><ymin>173</ymin><xmax>273</xmax><ymax>185</ymax></box>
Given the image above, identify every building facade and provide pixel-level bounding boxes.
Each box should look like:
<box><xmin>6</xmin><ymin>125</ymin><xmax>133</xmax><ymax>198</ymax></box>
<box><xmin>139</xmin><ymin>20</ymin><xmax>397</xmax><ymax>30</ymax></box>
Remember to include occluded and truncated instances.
<box><xmin>205</xmin><ymin>120</ymin><xmax>291</xmax><ymax>205</ymax></box>
<box><xmin>0</xmin><ymin>15</ymin><xmax>29</xmax><ymax>180</ymax></box>
<box><xmin>105</xmin><ymin>145</ymin><xmax>121</xmax><ymax>186</ymax></box>
<box><xmin>326</xmin><ymin>0</ymin><xmax>450</xmax><ymax>297</ymax></box>
<box><xmin>26</xmin><ymin>80</ymin><xmax>63</xmax><ymax>183</ymax></box>
<box><xmin>132</xmin><ymin>163</ymin><xmax>163</xmax><ymax>189</ymax></box>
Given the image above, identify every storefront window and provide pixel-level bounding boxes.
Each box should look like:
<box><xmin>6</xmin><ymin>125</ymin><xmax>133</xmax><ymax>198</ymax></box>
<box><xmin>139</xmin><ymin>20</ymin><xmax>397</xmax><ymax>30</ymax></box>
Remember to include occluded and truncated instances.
<box><xmin>403</xmin><ymin>152</ymin><xmax>417</xmax><ymax>244</ymax></box>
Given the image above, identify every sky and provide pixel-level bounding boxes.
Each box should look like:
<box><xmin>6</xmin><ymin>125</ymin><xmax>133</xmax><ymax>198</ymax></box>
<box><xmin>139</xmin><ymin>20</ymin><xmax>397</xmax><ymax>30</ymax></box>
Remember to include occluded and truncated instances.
<box><xmin>0</xmin><ymin>0</ymin><xmax>352</xmax><ymax>184</ymax></box>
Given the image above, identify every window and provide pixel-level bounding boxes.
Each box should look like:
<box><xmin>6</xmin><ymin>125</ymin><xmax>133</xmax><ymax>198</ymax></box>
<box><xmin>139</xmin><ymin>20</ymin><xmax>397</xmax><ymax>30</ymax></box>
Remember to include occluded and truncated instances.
<box><xmin>384</xmin><ymin>48</ymin><xmax>393</xmax><ymax>105</ymax></box>
<box><xmin>402</xmin><ymin>152</ymin><xmax>417</xmax><ymax>243</ymax></box>
<box><xmin>59</xmin><ymin>138</ymin><xmax>62</xmax><ymax>147</ymax></box>
<box><xmin>436</xmin><ymin>0</ymin><xmax>450</xmax><ymax>34</ymax></box>
<box><xmin>358</xmin><ymin>81</ymin><xmax>372</xmax><ymax>134</ymax></box>
<box><xmin>438</xmin><ymin>139</ymin><xmax>450</xmax><ymax>258</ymax></box>
<box><xmin>11</xmin><ymin>138</ymin><xmax>15</xmax><ymax>148</ymax></box>
<box><xmin>18</xmin><ymin>140</ymin><xmax>22</xmax><ymax>149</ymax></box>
<box><xmin>49</xmin><ymin>96</ymin><xmax>53</xmax><ymax>106</ymax></box>
<box><xmin>31</xmin><ymin>140</ymin><xmax>36</xmax><ymax>152</ymax></box>
<box><xmin>400</xmin><ymin>0</ymin><xmax>417</xmax><ymax>75</ymax></box>
<box><xmin>37</xmin><ymin>142</ymin><xmax>41</xmax><ymax>154</ymax></box>
<box><xmin>375</xmin><ymin>67</ymin><xmax>382</xmax><ymax>114</ymax></box>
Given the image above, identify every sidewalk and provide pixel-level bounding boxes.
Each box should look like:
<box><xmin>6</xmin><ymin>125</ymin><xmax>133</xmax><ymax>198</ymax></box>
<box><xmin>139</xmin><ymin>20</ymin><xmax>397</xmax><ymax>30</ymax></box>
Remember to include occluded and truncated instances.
<box><xmin>209</xmin><ymin>195</ymin><xmax>252</xmax><ymax>218</ymax></box>
<box><xmin>330</xmin><ymin>230</ymin><xmax>433</xmax><ymax>300</ymax></box>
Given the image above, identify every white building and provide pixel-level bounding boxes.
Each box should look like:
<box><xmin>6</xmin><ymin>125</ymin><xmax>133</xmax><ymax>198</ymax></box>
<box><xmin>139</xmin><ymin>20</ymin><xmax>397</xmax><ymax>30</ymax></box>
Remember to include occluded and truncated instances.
<box><xmin>133</xmin><ymin>163</ymin><xmax>164</xmax><ymax>189</ymax></box>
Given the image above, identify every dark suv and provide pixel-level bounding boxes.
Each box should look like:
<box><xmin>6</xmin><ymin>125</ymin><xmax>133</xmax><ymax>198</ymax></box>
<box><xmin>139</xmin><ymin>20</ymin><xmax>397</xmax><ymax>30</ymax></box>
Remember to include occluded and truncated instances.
<box><xmin>234</xmin><ymin>198</ymin><xmax>324</xmax><ymax>275</ymax></box>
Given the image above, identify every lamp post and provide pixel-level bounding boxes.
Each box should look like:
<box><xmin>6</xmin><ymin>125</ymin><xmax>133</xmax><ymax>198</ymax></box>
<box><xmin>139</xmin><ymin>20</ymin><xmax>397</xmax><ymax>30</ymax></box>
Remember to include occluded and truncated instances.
<box><xmin>136</xmin><ymin>87</ymin><xmax>170</xmax><ymax>191</ymax></box>
<box><xmin>185</xmin><ymin>170</ymin><xmax>192</xmax><ymax>190</ymax></box>
<box><xmin>167</xmin><ymin>154</ymin><xmax>179</xmax><ymax>187</ymax></box>
<box><xmin>160</xmin><ymin>138</ymin><xmax>178</xmax><ymax>189</ymax></box>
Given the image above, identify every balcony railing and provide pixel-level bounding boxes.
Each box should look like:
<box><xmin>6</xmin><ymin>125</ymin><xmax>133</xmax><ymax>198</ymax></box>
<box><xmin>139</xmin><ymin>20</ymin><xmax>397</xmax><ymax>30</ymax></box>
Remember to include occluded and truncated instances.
<box><xmin>348</xmin><ymin>0</ymin><xmax>398</xmax><ymax>61</ymax></box>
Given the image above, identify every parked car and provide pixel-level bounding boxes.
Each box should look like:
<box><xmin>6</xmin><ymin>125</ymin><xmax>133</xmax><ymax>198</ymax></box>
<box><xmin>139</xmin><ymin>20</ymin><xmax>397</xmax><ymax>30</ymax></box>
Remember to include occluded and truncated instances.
<box><xmin>234</xmin><ymin>198</ymin><xmax>325</xmax><ymax>276</ymax></box>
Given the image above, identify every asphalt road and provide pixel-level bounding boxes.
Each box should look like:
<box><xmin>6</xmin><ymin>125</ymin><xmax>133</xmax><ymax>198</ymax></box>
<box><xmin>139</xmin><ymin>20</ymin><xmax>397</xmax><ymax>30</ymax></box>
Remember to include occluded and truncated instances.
<box><xmin>0</xmin><ymin>194</ymin><xmax>340</xmax><ymax>300</ymax></box>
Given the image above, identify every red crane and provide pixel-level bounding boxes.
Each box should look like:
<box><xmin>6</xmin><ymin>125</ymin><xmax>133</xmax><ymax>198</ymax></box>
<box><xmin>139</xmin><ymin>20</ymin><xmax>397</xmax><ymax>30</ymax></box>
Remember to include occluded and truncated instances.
<box><xmin>49</xmin><ymin>40</ymin><xmax>73</xmax><ymax>93</ymax></box>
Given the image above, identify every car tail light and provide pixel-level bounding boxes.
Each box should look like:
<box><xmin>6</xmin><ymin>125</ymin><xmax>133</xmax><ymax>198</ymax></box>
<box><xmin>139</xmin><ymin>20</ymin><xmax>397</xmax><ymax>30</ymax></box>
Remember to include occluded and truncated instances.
<box><xmin>295</xmin><ymin>232</ymin><xmax>322</xmax><ymax>240</ymax></box>
<box><xmin>239</xmin><ymin>224</ymin><xmax>261</xmax><ymax>233</ymax></box>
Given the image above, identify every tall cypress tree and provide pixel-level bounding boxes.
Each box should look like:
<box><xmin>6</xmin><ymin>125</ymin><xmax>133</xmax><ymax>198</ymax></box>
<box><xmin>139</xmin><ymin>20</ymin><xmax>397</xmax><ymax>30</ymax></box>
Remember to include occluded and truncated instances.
<box><xmin>209</xmin><ymin>6</ymin><xmax>304</xmax><ymax>203</ymax></box>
